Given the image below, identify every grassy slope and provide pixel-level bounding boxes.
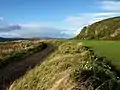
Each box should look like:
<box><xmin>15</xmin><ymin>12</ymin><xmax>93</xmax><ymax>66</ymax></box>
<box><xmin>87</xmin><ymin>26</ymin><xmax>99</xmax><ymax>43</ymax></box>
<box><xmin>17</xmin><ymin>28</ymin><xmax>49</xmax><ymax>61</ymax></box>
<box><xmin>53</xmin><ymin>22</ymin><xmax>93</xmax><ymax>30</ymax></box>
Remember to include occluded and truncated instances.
<box><xmin>9</xmin><ymin>40</ymin><xmax>120</xmax><ymax>90</ymax></box>
<box><xmin>83</xmin><ymin>41</ymin><xmax>120</xmax><ymax>60</ymax></box>
<box><xmin>83</xmin><ymin>40</ymin><xmax>120</xmax><ymax>74</ymax></box>
<box><xmin>68</xmin><ymin>40</ymin><xmax>120</xmax><ymax>60</ymax></box>
<box><xmin>9</xmin><ymin>40</ymin><xmax>77</xmax><ymax>90</ymax></box>
<box><xmin>75</xmin><ymin>17</ymin><xmax>120</xmax><ymax>40</ymax></box>
<box><xmin>67</xmin><ymin>39</ymin><xmax>120</xmax><ymax>72</ymax></box>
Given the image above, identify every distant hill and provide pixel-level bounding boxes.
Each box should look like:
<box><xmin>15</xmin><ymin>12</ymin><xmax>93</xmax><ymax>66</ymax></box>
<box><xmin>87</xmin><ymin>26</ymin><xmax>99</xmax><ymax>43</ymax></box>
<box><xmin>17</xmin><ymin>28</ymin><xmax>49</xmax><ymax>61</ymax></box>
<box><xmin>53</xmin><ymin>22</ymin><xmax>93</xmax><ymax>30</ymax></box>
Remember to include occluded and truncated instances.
<box><xmin>0</xmin><ymin>37</ymin><xmax>7</xmax><ymax>41</ymax></box>
<box><xmin>75</xmin><ymin>17</ymin><xmax>120</xmax><ymax>40</ymax></box>
<box><xmin>0</xmin><ymin>37</ymin><xmax>27</xmax><ymax>42</ymax></box>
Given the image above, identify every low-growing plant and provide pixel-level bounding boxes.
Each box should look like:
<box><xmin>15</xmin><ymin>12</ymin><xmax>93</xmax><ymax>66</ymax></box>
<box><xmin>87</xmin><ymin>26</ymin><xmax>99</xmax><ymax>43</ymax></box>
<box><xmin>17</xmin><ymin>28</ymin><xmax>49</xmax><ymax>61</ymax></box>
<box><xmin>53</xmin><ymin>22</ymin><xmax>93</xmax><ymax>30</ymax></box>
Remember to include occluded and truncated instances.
<box><xmin>71</xmin><ymin>47</ymin><xmax>120</xmax><ymax>90</ymax></box>
<box><xmin>0</xmin><ymin>41</ymin><xmax>47</xmax><ymax>68</ymax></box>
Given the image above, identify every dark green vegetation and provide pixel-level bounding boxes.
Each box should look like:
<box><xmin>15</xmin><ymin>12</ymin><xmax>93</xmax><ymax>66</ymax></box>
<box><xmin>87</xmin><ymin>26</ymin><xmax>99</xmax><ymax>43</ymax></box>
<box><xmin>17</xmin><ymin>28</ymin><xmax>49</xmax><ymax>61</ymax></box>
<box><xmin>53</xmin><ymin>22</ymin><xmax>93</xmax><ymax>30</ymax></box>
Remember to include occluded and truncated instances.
<box><xmin>10</xmin><ymin>41</ymin><xmax>120</xmax><ymax>90</ymax></box>
<box><xmin>75</xmin><ymin>17</ymin><xmax>120</xmax><ymax>40</ymax></box>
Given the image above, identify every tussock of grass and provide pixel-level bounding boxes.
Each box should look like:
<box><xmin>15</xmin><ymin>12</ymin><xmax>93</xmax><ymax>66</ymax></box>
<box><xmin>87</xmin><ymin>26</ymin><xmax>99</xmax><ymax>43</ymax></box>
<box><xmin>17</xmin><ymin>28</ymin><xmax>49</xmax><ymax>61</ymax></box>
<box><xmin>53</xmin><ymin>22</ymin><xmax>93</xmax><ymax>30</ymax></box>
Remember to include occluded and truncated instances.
<box><xmin>10</xmin><ymin>41</ymin><xmax>120</xmax><ymax>90</ymax></box>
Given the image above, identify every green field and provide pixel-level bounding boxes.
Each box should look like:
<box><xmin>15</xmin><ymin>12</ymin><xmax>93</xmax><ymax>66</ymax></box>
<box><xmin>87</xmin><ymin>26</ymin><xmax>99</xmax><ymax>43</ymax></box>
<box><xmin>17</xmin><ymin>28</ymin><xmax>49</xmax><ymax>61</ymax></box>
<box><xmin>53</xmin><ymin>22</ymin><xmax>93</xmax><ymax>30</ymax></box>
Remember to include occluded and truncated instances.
<box><xmin>83</xmin><ymin>41</ymin><xmax>120</xmax><ymax>60</ymax></box>
<box><xmin>64</xmin><ymin>40</ymin><xmax>120</xmax><ymax>60</ymax></box>
<box><xmin>83</xmin><ymin>40</ymin><xmax>120</xmax><ymax>73</ymax></box>
<box><xmin>63</xmin><ymin>40</ymin><xmax>120</xmax><ymax>71</ymax></box>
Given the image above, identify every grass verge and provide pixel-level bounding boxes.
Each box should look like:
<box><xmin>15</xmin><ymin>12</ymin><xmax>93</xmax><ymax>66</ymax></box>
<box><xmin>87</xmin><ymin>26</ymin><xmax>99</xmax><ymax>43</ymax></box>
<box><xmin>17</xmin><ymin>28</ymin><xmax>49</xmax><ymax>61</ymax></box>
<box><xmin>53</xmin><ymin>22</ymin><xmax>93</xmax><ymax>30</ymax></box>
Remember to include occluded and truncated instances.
<box><xmin>10</xmin><ymin>41</ymin><xmax>120</xmax><ymax>90</ymax></box>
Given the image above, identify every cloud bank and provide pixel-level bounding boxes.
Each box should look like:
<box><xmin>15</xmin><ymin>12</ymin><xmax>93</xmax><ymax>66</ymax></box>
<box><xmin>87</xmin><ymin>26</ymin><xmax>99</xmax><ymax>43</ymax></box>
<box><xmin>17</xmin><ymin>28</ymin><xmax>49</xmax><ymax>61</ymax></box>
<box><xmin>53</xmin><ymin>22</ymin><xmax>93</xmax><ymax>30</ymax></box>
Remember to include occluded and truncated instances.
<box><xmin>100</xmin><ymin>0</ymin><xmax>120</xmax><ymax>11</ymax></box>
<box><xmin>0</xmin><ymin>22</ymin><xmax>73</xmax><ymax>38</ymax></box>
<box><xmin>14</xmin><ymin>24</ymin><xmax>72</xmax><ymax>38</ymax></box>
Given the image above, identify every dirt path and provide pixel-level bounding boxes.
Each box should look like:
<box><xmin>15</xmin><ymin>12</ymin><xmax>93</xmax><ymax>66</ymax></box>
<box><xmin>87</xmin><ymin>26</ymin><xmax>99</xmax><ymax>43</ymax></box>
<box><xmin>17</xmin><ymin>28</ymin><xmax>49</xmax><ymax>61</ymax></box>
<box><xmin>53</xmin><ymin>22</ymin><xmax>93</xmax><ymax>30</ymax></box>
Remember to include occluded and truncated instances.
<box><xmin>0</xmin><ymin>45</ymin><xmax>54</xmax><ymax>90</ymax></box>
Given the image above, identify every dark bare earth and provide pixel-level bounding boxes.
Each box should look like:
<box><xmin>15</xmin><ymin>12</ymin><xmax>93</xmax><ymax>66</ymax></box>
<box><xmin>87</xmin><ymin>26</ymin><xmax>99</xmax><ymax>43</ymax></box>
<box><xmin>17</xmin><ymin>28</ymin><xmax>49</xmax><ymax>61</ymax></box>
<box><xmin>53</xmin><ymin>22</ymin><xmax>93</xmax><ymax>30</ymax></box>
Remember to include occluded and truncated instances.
<box><xmin>0</xmin><ymin>45</ymin><xmax>54</xmax><ymax>90</ymax></box>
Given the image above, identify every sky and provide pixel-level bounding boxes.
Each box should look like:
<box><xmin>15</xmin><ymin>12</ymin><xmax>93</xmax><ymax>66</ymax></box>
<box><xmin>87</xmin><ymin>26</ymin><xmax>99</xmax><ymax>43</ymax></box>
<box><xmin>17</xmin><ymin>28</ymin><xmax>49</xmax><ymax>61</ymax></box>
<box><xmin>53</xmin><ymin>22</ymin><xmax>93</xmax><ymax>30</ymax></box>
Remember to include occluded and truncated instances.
<box><xmin>0</xmin><ymin>0</ymin><xmax>120</xmax><ymax>38</ymax></box>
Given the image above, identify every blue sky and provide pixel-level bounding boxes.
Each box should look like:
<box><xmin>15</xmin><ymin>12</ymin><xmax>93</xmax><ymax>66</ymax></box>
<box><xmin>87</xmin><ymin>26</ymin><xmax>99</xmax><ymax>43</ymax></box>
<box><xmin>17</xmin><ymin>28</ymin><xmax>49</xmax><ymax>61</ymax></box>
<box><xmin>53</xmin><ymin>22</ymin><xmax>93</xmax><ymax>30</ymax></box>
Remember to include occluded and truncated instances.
<box><xmin>0</xmin><ymin>0</ymin><xmax>97</xmax><ymax>22</ymax></box>
<box><xmin>0</xmin><ymin>0</ymin><xmax>120</xmax><ymax>38</ymax></box>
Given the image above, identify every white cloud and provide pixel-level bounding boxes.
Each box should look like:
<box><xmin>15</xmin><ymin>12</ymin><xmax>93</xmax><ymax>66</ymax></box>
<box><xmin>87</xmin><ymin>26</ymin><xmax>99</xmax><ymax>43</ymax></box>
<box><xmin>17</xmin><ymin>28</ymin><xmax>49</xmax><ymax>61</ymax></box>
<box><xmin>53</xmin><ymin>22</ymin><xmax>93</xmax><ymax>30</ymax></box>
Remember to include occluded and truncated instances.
<box><xmin>0</xmin><ymin>21</ymin><xmax>73</xmax><ymax>38</ymax></box>
<box><xmin>66</xmin><ymin>12</ymin><xmax>120</xmax><ymax>27</ymax></box>
<box><xmin>100</xmin><ymin>0</ymin><xmax>120</xmax><ymax>11</ymax></box>
<box><xmin>92</xmin><ymin>12</ymin><xmax>119</xmax><ymax>17</ymax></box>
<box><xmin>18</xmin><ymin>22</ymin><xmax>42</xmax><ymax>28</ymax></box>
<box><xmin>65</xmin><ymin>0</ymin><xmax>120</xmax><ymax>34</ymax></box>
<box><xmin>65</xmin><ymin>12</ymin><xmax>120</xmax><ymax>34</ymax></box>
<box><xmin>0</xmin><ymin>32</ymin><xmax>20</xmax><ymax>38</ymax></box>
<box><xmin>0</xmin><ymin>17</ymin><xmax>3</xmax><ymax>21</ymax></box>
<box><xmin>66</xmin><ymin>16</ymin><xmax>88</xmax><ymax>26</ymax></box>
<box><xmin>60</xmin><ymin>30</ymin><xmax>77</xmax><ymax>37</ymax></box>
<box><xmin>0</xmin><ymin>22</ymin><xmax>73</xmax><ymax>38</ymax></box>
<box><xmin>19</xmin><ymin>26</ymin><xmax>72</xmax><ymax>38</ymax></box>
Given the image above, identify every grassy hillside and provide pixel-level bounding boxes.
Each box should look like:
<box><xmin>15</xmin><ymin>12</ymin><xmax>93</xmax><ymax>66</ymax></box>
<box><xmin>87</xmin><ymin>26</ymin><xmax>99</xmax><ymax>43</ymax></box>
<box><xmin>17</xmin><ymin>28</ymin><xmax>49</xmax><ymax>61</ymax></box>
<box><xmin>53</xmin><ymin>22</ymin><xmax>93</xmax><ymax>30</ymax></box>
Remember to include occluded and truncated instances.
<box><xmin>66</xmin><ymin>40</ymin><xmax>120</xmax><ymax>60</ymax></box>
<box><xmin>83</xmin><ymin>40</ymin><xmax>120</xmax><ymax>75</ymax></box>
<box><xmin>75</xmin><ymin>17</ymin><xmax>120</xmax><ymax>40</ymax></box>
<box><xmin>9</xmin><ymin>40</ymin><xmax>120</xmax><ymax>90</ymax></box>
<box><xmin>66</xmin><ymin>40</ymin><xmax>120</xmax><ymax>74</ymax></box>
